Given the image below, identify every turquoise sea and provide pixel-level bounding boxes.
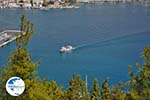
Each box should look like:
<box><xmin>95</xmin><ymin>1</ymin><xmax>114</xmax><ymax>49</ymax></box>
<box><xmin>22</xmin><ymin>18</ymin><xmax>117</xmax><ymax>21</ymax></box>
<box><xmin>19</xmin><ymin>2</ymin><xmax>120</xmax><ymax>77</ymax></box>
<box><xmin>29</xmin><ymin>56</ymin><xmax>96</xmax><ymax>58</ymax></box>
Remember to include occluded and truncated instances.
<box><xmin>0</xmin><ymin>3</ymin><xmax>150</xmax><ymax>88</ymax></box>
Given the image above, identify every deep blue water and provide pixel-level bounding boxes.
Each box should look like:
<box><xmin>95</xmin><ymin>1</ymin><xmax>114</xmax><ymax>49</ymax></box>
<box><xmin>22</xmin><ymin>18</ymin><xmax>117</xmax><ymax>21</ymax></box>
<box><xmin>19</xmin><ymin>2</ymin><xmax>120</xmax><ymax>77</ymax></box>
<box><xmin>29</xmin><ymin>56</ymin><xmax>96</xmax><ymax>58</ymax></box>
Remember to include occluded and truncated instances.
<box><xmin>0</xmin><ymin>3</ymin><xmax>150</xmax><ymax>89</ymax></box>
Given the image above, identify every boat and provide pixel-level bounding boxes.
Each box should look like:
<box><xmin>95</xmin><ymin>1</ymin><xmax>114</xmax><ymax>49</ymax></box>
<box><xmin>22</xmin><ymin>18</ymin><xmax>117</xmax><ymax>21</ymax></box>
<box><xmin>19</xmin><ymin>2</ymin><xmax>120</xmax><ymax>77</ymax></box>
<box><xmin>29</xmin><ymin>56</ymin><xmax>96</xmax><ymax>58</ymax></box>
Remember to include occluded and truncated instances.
<box><xmin>40</xmin><ymin>7</ymin><xmax>49</xmax><ymax>11</ymax></box>
<box><xmin>59</xmin><ymin>45</ymin><xmax>75</xmax><ymax>53</ymax></box>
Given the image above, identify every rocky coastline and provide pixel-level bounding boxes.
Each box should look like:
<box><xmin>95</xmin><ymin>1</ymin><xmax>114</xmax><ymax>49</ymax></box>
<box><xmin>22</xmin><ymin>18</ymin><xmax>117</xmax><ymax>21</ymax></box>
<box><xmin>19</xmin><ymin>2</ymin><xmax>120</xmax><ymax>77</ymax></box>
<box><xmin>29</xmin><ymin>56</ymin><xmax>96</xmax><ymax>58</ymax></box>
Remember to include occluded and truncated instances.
<box><xmin>0</xmin><ymin>0</ymin><xmax>149</xmax><ymax>9</ymax></box>
<box><xmin>0</xmin><ymin>0</ymin><xmax>79</xmax><ymax>9</ymax></box>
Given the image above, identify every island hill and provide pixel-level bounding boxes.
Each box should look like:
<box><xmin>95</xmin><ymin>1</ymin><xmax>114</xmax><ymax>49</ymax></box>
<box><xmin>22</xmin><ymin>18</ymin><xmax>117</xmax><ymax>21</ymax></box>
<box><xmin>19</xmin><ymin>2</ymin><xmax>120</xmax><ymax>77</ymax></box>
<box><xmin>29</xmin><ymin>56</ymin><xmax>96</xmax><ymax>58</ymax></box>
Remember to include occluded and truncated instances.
<box><xmin>0</xmin><ymin>0</ymin><xmax>79</xmax><ymax>9</ymax></box>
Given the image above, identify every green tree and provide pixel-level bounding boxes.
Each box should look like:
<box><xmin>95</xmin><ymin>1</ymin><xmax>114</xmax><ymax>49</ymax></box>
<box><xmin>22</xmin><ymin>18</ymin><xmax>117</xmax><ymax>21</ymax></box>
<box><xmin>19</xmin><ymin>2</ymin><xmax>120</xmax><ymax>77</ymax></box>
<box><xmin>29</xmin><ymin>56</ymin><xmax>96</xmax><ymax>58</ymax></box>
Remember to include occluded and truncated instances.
<box><xmin>0</xmin><ymin>15</ymin><xmax>48</xmax><ymax>100</ymax></box>
<box><xmin>30</xmin><ymin>0</ymin><xmax>34</xmax><ymax>7</ymax></box>
<box><xmin>91</xmin><ymin>79</ymin><xmax>100</xmax><ymax>100</ymax></box>
<box><xmin>82</xmin><ymin>82</ymin><xmax>90</xmax><ymax>100</ymax></box>
<box><xmin>66</xmin><ymin>75</ymin><xmax>82</xmax><ymax>100</ymax></box>
<box><xmin>42</xmin><ymin>79</ymin><xmax>65</xmax><ymax>100</ymax></box>
<box><xmin>16</xmin><ymin>15</ymin><xmax>33</xmax><ymax>48</ymax></box>
<box><xmin>42</xmin><ymin>0</ymin><xmax>49</xmax><ymax>7</ymax></box>
<box><xmin>0</xmin><ymin>16</ymin><xmax>39</xmax><ymax>100</ymax></box>
<box><xmin>66</xmin><ymin>75</ymin><xmax>90</xmax><ymax>100</ymax></box>
<box><xmin>126</xmin><ymin>46</ymin><xmax>150</xmax><ymax>100</ymax></box>
<box><xmin>101</xmin><ymin>79</ymin><xmax>112</xmax><ymax>100</ymax></box>
<box><xmin>111</xmin><ymin>86</ymin><xmax>125</xmax><ymax>100</ymax></box>
<box><xmin>0</xmin><ymin>15</ymin><xmax>65</xmax><ymax>100</ymax></box>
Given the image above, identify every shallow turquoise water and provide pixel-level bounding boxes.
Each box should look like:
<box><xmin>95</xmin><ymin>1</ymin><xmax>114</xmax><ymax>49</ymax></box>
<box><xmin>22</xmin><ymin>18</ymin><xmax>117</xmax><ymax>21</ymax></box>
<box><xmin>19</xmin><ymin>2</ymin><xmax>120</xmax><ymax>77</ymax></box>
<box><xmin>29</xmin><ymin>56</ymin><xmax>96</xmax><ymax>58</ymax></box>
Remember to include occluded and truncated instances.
<box><xmin>0</xmin><ymin>3</ymin><xmax>150</xmax><ymax>88</ymax></box>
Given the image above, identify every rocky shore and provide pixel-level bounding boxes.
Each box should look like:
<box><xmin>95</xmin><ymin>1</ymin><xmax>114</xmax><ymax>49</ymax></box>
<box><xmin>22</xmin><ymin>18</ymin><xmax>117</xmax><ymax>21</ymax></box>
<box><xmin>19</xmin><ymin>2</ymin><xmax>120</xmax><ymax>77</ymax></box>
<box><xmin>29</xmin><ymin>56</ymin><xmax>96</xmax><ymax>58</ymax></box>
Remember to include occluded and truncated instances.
<box><xmin>0</xmin><ymin>0</ymin><xmax>79</xmax><ymax>9</ymax></box>
<box><xmin>0</xmin><ymin>0</ymin><xmax>149</xmax><ymax>9</ymax></box>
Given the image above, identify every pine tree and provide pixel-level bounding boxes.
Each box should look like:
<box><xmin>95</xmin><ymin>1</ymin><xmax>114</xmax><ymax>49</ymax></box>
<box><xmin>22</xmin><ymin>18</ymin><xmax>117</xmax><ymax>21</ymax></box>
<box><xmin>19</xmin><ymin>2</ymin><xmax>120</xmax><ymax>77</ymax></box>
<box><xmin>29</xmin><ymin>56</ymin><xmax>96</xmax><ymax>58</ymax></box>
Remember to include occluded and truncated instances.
<box><xmin>66</xmin><ymin>75</ymin><xmax>90</xmax><ymax>100</ymax></box>
<box><xmin>111</xmin><ymin>86</ymin><xmax>125</xmax><ymax>100</ymax></box>
<box><xmin>91</xmin><ymin>79</ymin><xmax>100</xmax><ymax>100</ymax></box>
<box><xmin>82</xmin><ymin>82</ymin><xmax>90</xmax><ymax>100</ymax></box>
<box><xmin>30</xmin><ymin>0</ymin><xmax>33</xmax><ymax>7</ymax></box>
<box><xmin>126</xmin><ymin>46</ymin><xmax>150</xmax><ymax>100</ymax></box>
<box><xmin>0</xmin><ymin>15</ymin><xmax>66</xmax><ymax>100</ymax></box>
<box><xmin>16</xmin><ymin>15</ymin><xmax>33</xmax><ymax>48</ymax></box>
<box><xmin>66</xmin><ymin>75</ymin><xmax>82</xmax><ymax>100</ymax></box>
<box><xmin>0</xmin><ymin>15</ymin><xmax>48</xmax><ymax>100</ymax></box>
<box><xmin>42</xmin><ymin>79</ymin><xmax>65</xmax><ymax>100</ymax></box>
<box><xmin>101</xmin><ymin>79</ymin><xmax>112</xmax><ymax>100</ymax></box>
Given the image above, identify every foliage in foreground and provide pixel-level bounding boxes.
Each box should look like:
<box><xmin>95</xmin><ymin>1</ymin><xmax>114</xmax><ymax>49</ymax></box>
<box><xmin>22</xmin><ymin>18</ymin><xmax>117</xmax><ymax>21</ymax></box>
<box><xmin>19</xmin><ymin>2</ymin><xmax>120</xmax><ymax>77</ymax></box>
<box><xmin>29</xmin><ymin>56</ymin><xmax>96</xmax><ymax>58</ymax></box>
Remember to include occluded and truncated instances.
<box><xmin>0</xmin><ymin>15</ymin><xmax>150</xmax><ymax>100</ymax></box>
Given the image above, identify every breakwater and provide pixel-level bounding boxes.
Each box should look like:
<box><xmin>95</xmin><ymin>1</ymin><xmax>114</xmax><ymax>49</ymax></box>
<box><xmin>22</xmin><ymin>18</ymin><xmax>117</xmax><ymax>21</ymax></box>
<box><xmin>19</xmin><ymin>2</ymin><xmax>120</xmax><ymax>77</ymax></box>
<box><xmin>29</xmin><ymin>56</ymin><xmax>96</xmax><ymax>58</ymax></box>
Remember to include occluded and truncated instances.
<box><xmin>0</xmin><ymin>30</ymin><xmax>24</xmax><ymax>47</ymax></box>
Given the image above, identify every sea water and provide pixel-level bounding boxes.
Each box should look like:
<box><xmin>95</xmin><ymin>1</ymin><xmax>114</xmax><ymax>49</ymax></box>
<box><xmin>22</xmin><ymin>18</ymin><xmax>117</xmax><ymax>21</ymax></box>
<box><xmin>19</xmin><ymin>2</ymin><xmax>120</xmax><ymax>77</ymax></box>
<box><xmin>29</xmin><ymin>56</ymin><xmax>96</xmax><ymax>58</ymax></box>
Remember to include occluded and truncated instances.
<box><xmin>0</xmin><ymin>3</ymin><xmax>150</xmax><ymax>89</ymax></box>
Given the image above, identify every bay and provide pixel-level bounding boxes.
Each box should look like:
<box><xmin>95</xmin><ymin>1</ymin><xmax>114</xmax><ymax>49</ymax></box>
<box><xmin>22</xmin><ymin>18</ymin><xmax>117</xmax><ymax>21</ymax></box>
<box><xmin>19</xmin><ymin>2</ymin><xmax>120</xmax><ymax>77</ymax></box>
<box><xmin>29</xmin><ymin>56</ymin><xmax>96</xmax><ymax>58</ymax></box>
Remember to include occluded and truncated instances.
<box><xmin>0</xmin><ymin>3</ymin><xmax>150</xmax><ymax>88</ymax></box>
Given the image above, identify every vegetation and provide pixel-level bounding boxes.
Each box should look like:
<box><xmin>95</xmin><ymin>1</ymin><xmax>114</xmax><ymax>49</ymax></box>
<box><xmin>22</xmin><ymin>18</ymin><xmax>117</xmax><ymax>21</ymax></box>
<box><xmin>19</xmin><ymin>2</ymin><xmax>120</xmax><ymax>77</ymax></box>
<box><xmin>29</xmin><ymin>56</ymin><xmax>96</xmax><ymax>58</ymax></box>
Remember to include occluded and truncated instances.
<box><xmin>30</xmin><ymin>0</ymin><xmax>34</xmax><ymax>7</ymax></box>
<box><xmin>101</xmin><ymin>79</ymin><xmax>111</xmax><ymax>100</ymax></box>
<box><xmin>91</xmin><ymin>79</ymin><xmax>100</xmax><ymax>100</ymax></box>
<box><xmin>42</xmin><ymin>0</ymin><xmax>49</xmax><ymax>7</ymax></box>
<box><xmin>0</xmin><ymin>15</ymin><xmax>150</xmax><ymax>99</ymax></box>
<box><xmin>65</xmin><ymin>0</ymin><xmax>77</xmax><ymax>3</ymax></box>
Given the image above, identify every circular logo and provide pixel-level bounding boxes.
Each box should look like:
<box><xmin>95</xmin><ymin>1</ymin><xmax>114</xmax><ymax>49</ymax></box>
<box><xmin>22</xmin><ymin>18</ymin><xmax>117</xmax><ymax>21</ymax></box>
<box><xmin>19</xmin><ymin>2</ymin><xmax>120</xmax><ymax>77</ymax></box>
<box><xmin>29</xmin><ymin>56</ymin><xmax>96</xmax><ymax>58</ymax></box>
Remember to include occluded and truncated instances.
<box><xmin>6</xmin><ymin>77</ymin><xmax>25</xmax><ymax>96</ymax></box>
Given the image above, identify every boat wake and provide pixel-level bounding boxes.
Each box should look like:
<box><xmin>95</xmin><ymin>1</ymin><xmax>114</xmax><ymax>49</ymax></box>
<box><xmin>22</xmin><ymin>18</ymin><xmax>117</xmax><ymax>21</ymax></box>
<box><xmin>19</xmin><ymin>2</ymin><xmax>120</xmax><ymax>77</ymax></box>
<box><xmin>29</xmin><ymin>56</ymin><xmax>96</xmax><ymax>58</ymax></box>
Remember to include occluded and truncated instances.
<box><xmin>74</xmin><ymin>31</ymin><xmax>149</xmax><ymax>50</ymax></box>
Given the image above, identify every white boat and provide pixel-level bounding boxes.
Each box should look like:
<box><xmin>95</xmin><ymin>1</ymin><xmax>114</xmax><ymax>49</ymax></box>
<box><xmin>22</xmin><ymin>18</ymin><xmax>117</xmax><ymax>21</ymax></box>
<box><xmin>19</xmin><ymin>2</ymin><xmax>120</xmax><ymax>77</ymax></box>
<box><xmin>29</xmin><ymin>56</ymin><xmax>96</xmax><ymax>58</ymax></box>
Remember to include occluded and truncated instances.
<box><xmin>40</xmin><ymin>7</ymin><xmax>49</xmax><ymax>10</ymax></box>
<box><xmin>59</xmin><ymin>45</ymin><xmax>75</xmax><ymax>53</ymax></box>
